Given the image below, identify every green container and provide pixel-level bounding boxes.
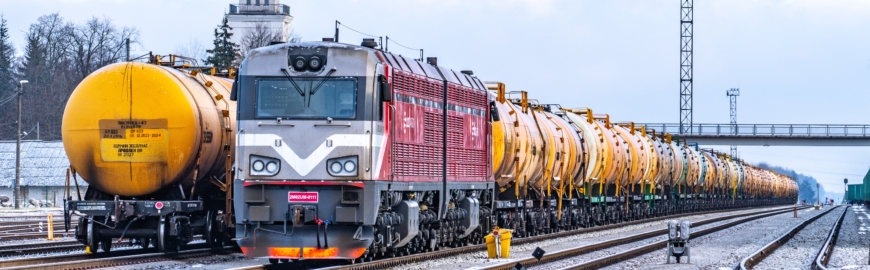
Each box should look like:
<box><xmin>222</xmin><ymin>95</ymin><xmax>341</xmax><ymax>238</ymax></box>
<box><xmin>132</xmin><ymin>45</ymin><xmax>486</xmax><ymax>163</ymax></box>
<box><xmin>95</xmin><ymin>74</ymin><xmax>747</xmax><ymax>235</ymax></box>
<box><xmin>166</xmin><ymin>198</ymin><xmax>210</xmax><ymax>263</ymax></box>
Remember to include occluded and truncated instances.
<box><xmin>847</xmin><ymin>184</ymin><xmax>865</xmax><ymax>202</ymax></box>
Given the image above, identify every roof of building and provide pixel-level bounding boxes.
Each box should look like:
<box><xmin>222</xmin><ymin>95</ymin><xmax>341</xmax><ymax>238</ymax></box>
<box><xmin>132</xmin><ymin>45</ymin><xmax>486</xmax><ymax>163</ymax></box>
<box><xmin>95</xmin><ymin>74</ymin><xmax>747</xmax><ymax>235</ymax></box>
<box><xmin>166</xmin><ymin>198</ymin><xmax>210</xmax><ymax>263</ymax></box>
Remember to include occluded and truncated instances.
<box><xmin>0</xmin><ymin>141</ymin><xmax>81</xmax><ymax>187</ymax></box>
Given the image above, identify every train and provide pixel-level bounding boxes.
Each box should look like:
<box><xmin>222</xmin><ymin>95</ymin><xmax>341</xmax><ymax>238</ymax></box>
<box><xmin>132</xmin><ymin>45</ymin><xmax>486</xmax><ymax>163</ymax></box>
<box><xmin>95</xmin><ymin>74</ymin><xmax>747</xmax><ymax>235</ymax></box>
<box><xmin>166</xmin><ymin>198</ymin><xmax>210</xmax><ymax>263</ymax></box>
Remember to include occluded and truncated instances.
<box><xmin>845</xmin><ymin>170</ymin><xmax>870</xmax><ymax>204</ymax></box>
<box><xmin>229</xmin><ymin>39</ymin><xmax>798</xmax><ymax>262</ymax></box>
<box><xmin>60</xmin><ymin>39</ymin><xmax>798</xmax><ymax>261</ymax></box>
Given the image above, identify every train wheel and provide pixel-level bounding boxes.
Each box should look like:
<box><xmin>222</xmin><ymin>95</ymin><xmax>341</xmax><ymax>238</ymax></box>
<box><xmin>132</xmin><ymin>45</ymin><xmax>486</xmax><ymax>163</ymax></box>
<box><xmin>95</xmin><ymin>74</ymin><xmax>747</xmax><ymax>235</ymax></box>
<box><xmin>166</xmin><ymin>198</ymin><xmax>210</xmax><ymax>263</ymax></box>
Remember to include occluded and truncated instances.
<box><xmin>86</xmin><ymin>218</ymin><xmax>97</xmax><ymax>253</ymax></box>
<box><xmin>269</xmin><ymin>258</ymin><xmax>279</xmax><ymax>264</ymax></box>
<box><xmin>157</xmin><ymin>216</ymin><xmax>180</xmax><ymax>253</ymax></box>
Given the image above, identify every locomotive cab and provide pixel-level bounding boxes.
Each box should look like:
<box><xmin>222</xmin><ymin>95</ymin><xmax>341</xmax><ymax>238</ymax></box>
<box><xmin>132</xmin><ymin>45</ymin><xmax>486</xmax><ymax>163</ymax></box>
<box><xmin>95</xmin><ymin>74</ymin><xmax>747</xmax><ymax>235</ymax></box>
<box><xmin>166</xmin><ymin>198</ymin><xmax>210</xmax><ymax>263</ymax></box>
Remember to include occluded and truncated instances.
<box><xmin>233</xmin><ymin>40</ymin><xmax>494</xmax><ymax>261</ymax></box>
<box><xmin>234</xmin><ymin>42</ymin><xmax>383</xmax><ymax>259</ymax></box>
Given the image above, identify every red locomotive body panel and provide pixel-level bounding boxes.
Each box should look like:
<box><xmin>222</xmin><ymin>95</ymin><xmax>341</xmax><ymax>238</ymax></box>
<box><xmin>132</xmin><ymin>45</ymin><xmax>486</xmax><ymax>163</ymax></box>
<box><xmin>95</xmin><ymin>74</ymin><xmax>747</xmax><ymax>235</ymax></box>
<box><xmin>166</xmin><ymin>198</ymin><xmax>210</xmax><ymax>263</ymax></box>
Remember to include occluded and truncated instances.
<box><xmin>388</xmin><ymin>67</ymin><xmax>489</xmax><ymax>183</ymax></box>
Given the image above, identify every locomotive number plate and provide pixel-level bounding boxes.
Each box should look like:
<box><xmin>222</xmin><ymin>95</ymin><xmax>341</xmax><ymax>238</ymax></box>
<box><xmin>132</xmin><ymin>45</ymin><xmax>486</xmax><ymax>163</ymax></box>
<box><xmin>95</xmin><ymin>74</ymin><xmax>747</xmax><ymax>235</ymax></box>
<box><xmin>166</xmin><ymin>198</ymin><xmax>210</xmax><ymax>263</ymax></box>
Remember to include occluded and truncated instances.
<box><xmin>288</xmin><ymin>192</ymin><xmax>318</xmax><ymax>203</ymax></box>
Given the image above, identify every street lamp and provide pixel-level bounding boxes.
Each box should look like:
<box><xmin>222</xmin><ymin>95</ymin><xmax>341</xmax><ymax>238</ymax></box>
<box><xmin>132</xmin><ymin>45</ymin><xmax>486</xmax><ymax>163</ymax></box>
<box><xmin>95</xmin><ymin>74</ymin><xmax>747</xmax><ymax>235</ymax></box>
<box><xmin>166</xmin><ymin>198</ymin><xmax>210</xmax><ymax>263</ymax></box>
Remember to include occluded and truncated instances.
<box><xmin>14</xmin><ymin>80</ymin><xmax>28</xmax><ymax>209</ymax></box>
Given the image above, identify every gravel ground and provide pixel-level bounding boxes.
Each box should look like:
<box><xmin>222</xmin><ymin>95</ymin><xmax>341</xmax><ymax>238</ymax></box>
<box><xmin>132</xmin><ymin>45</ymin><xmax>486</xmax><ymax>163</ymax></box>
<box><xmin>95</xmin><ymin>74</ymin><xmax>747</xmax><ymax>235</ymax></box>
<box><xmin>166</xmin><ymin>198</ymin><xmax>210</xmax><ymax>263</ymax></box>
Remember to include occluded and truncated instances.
<box><xmin>375</xmin><ymin>206</ymin><xmax>789</xmax><ymax>270</ymax></box>
<box><xmin>531</xmin><ymin>215</ymin><xmax>762</xmax><ymax>270</ymax></box>
<box><xmin>752</xmin><ymin>206</ymin><xmax>846</xmax><ymax>269</ymax></box>
<box><xmin>829</xmin><ymin>206</ymin><xmax>870</xmax><ymax>270</ymax></box>
<box><xmin>93</xmin><ymin>252</ymin><xmax>268</xmax><ymax>270</ymax></box>
<box><xmin>599</xmin><ymin>205</ymin><xmax>832</xmax><ymax>270</ymax></box>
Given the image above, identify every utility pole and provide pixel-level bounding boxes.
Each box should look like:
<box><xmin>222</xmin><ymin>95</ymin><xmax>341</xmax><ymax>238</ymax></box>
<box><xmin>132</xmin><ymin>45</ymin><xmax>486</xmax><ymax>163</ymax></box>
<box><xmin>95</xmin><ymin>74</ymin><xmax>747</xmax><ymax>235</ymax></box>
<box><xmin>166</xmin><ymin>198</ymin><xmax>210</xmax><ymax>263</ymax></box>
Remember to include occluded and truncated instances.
<box><xmin>679</xmin><ymin>0</ymin><xmax>694</xmax><ymax>134</ymax></box>
<box><xmin>727</xmin><ymin>88</ymin><xmax>739</xmax><ymax>157</ymax></box>
<box><xmin>15</xmin><ymin>80</ymin><xmax>28</xmax><ymax>209</ymax></box>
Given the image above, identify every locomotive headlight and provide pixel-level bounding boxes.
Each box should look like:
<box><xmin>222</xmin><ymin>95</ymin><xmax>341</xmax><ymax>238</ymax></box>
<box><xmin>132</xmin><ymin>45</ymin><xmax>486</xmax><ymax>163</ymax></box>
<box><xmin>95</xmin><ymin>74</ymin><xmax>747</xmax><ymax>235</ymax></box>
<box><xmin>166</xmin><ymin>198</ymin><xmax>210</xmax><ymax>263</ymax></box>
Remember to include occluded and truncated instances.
<box><xmin>326</xmin><ymin>156</ymin><xmax>359</xmax><ymax>177</ymax></box>
<box><xmin>344</xmin><ymin>160</ymin><xmax>356</xmax><ymax>172</ymax></box>
<box><xmin>293</xmin><ymin>56</ymin><xmax>307</xmax><ymax>71</ymax></box>
<box><xmin>252</xmin><ymin>160</ymin><xmax>265</xmax><ymax>172</ymax></box>
<box><xmin>250</xmin><ymin>155</ymin><xmax>280</xmax><ymax>176</ymax></box>
<box><xmin>330</xmin><ymin>161</ymin><xmax>343</xmax><ymax>174</ymax></box>
<box><xmin>266</xmin><ymin>161</ymin><xmax>279</xmax><ymax>173</ymax></box>
<box><xmin>308</xmin><ymin>56</ymin><xmax>322</xmax><ymax>70</ymax></box>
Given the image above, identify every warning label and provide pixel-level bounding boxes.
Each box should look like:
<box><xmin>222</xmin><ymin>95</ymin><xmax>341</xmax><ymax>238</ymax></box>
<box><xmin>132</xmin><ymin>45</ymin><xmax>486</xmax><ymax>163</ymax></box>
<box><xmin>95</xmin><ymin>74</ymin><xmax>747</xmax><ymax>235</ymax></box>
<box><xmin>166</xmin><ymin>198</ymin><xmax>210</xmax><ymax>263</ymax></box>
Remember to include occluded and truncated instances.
<box><xmin>99</xmin><ymin>119</ymin><xmax>168</xmax><ymax>162</ymax></box>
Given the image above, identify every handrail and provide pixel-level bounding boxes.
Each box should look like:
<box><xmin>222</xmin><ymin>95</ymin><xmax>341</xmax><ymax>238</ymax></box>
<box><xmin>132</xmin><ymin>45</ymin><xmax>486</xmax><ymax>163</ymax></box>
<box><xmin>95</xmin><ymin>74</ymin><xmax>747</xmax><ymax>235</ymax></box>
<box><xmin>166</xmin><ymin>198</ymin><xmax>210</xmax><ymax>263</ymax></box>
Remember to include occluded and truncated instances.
<box><xmin>634</xmin><ymin>123</ymin><xmax>870</xmax><ymax>137</ymax></box>
<box><xmin>229</xmin><ymin>4</ymin><xmax>290</xmax><ymax>15</ymax></box>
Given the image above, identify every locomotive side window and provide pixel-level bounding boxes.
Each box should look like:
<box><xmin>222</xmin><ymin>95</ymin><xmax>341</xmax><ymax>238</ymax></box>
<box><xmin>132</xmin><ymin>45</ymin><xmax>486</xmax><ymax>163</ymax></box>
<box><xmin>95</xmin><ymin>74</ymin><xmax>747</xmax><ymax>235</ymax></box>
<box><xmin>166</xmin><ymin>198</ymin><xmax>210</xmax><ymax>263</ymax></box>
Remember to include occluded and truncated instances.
<box><xmin>255</xmin><ymin>77</ymin><xmax>358</xmax><ymax>119</ymax></box>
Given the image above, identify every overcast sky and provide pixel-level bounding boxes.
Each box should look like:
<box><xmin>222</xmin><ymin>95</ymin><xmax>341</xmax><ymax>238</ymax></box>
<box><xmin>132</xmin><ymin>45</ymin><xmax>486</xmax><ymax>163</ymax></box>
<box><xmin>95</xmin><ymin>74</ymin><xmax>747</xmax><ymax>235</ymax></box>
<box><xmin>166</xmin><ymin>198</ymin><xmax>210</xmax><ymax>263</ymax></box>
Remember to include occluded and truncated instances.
<box><xmin>3</xmin><ymin>0</ymin><xmax>869</xmax><ymax>196</ymax></box>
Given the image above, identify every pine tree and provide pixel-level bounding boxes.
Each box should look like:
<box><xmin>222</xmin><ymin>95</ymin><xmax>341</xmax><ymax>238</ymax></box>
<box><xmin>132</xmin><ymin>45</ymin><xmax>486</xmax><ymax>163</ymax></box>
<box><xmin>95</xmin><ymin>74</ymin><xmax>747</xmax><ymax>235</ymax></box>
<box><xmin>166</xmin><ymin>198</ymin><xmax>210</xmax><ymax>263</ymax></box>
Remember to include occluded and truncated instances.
<box><xmin>205</xmin><ymin>15</ymin><xmax>238</xmax><ymax>70</ymax></box>
<box><xmin>0</xmin><ymin>15</ymin><xmax>15</xmax><ymax>96</ymax></box>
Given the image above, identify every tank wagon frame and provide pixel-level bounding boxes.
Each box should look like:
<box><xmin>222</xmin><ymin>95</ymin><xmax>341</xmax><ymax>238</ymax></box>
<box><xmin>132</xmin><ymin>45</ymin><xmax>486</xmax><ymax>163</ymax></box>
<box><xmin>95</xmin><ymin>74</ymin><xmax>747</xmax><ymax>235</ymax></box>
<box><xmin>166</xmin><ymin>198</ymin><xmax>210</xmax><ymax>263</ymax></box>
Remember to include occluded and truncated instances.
<box><xmin>231</xmin><ymin>40</ymin><xmax>798</xmax><ymax>263</ymax></box>
<box><xmin>62</xmin><ymin>54</ymin><xmax>236</xmax><ymax>253</ymax></box>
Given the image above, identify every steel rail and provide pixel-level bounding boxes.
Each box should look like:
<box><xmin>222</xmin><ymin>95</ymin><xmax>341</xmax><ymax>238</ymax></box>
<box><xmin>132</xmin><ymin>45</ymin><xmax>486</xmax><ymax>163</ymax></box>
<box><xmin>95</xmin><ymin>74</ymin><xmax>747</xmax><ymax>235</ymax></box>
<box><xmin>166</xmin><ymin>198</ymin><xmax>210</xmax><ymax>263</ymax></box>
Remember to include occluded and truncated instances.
<box><xmin>478</xmin><ymin>206</ymin><xmax>811</xmax><ymax>270</ymax></box>
<box><xmin>0</xmin><ymin>223</ymin><xmax>69</xmax><ymax>234</ymax></box>
<box><xmin>812</xmin><ymin>206</ymin><xmax>849</xmax><ymax>270</ymax></box>
<box><xmin>738</xmin><ymin>206</ymin><xmax>842</xmax><ymax>270</ymax></box>
<box><xmin>0</xmin><ymin>242</ymin><xmax>134</xmax><ymax>258</ymax></box>
<box><xmin>0</xmin><ymin>236</ymin><xmax>202</xmax><ymax>257</ymax></box>
<box><xmin>0</xmin><ymin>245</ymin><xmax>233</xmax><ymax>270</ymax></box>
<box><xmin>0</xmin><ymin>232</ymin><xmax>75</xmax><ymax>241</ymax></box>
<box><xmin>233</xmin><ymin>205</ymin><xmax>798</xmax><ymax>270</ymax></box>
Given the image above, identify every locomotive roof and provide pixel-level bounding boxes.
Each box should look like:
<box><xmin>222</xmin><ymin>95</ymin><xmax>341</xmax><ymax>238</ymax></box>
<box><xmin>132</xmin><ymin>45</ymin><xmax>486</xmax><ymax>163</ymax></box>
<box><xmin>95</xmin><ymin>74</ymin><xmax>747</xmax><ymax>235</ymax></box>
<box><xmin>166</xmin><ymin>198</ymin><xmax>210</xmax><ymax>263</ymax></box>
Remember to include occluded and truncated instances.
<box><xmin>248</xmin><ymin>41</ymin><xmax>487</xmax><ymax>91</ymax></box>
<box><xmin>0</xmin><ymin>140</ymin><xmax>79</xmax><ymax>187</ymax></box>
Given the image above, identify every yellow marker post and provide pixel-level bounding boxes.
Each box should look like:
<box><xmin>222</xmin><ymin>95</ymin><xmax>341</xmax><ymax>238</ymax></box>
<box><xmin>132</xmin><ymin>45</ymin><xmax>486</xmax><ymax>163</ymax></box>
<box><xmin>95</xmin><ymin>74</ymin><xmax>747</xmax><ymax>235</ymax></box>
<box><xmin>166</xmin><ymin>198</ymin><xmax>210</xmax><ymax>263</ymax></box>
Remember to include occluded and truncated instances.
<box><xmin>47</xmin><ymin>214</ymin><xmax>54</xmax><ymax>240</ymax></box>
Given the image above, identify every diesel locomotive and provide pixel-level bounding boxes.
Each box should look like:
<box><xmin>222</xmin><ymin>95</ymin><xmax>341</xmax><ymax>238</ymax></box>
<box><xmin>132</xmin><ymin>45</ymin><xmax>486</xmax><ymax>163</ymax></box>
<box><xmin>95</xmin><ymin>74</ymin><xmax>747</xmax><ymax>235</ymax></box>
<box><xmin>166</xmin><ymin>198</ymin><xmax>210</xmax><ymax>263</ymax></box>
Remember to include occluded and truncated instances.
<box><xmin>230</xmin><ymin>39</ymin><xmax>798</xmax><ymax>262</ymax></box>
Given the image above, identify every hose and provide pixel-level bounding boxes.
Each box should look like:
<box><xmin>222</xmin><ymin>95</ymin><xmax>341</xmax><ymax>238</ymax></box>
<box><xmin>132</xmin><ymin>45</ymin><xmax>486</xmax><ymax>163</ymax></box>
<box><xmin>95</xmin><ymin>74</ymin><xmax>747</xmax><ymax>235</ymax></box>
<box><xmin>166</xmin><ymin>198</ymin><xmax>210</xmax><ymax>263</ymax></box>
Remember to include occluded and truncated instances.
<box><xmin>117</xmin><ymin>216</ymin><xmax>141</xmax><ymax>242</ymax></box>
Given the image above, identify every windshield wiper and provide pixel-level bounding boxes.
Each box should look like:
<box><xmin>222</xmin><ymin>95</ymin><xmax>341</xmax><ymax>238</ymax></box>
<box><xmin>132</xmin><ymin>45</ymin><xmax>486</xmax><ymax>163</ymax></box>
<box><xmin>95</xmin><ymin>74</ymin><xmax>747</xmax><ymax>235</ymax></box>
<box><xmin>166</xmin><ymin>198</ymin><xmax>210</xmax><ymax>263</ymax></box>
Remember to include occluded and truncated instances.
<box><xmin>308</xmin><ymin>68</ymin><xmax>338</xmax><ymax>96</ymax></box>
<box><xmin>280</xmin><ymin>68</ymin><xmax>306</xmax><ymax>97</ymax></box>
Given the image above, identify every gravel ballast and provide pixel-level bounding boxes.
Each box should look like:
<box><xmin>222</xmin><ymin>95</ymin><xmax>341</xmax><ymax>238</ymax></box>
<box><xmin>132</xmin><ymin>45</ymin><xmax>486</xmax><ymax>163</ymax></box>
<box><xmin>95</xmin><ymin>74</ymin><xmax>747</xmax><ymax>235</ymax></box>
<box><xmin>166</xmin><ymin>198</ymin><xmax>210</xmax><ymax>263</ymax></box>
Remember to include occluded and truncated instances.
<box><xmin>752</xmin><ymin>206</ymin><xmax>846</xmax><ymax>269</ymax></box>
<box><xmin>600</xmin><ymin>205</ymin><xmax>832</xmax><ymax>270</ymax></box>
<box><xmin>379</xmin><ymin>206</ymin><xmax>789</xmax><ymax>270</ymax></box>
<box><xmin>829</xmin><ymin>206</ymin><xmax>870</xmax><ymax>270</ymax></box>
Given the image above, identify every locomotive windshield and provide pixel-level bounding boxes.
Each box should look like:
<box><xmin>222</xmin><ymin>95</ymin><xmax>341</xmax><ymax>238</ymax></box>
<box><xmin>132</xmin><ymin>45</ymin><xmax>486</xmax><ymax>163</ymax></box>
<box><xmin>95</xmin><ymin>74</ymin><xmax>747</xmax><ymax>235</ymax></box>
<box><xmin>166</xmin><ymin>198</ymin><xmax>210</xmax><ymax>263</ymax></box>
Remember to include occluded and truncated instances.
<box><xmin>255</xmin><ymin>77</ymin><xmax>358</xmax><ymax>119</ymax></box>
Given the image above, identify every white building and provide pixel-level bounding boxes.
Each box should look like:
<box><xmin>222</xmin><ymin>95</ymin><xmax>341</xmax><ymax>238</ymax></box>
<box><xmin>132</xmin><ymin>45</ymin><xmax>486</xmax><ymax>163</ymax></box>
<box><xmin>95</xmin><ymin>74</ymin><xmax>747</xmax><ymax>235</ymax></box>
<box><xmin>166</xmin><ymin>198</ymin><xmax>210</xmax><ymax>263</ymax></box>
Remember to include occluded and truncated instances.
<box><xmin>0</xmin><ymin>141</ymin><xmax>82</xmax><ymax>208</ymax></box>
<box><xmin>226</xmin><ymin>0</ymin><xmax>294</xmax><ymax>45</ymax></box>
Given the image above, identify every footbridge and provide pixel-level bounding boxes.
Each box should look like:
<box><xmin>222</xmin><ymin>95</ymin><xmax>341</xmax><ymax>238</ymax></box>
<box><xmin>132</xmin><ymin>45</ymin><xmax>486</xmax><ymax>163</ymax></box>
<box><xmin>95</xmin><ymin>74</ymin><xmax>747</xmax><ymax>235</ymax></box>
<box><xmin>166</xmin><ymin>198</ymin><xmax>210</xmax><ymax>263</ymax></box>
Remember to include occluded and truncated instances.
<box><xmin>634</xmin><ymin>123</ymin><xmax>870</xmax><ymax>146</ymax></box>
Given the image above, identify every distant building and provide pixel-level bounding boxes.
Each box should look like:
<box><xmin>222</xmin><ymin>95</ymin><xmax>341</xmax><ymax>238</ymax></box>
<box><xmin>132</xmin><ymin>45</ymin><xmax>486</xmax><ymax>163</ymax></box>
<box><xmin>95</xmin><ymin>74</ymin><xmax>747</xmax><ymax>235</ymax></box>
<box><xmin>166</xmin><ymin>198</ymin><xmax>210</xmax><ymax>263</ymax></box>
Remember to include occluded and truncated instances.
<box><xmin>0</xmin><ymin>141</ymin><xmax>83</xmax><ymax>208</ymax></box>
<box><xmin>227</xmin><ymin>0</ymin><xmax>294</xmax><ymax>45</ymax></box>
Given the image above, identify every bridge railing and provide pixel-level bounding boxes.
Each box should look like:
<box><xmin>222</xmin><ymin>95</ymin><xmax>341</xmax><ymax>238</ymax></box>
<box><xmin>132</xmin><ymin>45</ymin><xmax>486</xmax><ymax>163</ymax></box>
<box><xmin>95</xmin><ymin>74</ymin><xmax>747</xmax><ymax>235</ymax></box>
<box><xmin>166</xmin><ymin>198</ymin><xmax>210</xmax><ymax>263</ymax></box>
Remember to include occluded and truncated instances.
<box><xmin>634</xmin><ymin>123</ymin><xmax>870</xmax><ymax>137</ymax></box>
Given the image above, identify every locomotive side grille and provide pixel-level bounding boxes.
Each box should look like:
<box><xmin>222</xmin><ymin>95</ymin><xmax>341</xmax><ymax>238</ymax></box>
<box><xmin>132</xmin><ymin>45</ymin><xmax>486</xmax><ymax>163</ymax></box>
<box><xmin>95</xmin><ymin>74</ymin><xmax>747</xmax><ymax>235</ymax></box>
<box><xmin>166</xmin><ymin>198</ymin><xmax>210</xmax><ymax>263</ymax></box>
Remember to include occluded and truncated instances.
<box><xmin>390</xmin><ymin>69</ymin><xmax>488</xmax><ymax>181</ymax></box>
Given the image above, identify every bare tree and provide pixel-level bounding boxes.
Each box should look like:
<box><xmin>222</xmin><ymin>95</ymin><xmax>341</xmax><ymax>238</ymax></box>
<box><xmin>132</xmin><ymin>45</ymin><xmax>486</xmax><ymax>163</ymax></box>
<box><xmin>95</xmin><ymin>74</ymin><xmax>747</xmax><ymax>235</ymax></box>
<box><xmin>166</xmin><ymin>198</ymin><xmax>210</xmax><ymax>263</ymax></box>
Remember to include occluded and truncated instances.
<box><xmin>235</xmin><ymin>22</ymin><xmax>302</xmax><ymax>65</ymax></box>
<box><xmin>69</xmin><ymin>16</ymin><xmax>139</xmax><ymax>79</ymax></box>
<box><xmin>175</xmin><ymin>38</ymin><xmax>207</xmax><ymax>66</ymax></box>
<box><xmin>289</xmin><ymin>29</ymin><xmax>302</xmax><ymax>43</ymax></box>
<box><xmin>0</xmin><ymin>13</ymin><xmax>138</xmax><ymax>141</ymax></box>
<box><xmin>237</xmin><ymin>22</ymin><xmax>282</xmax><ymax>61</ymax></box>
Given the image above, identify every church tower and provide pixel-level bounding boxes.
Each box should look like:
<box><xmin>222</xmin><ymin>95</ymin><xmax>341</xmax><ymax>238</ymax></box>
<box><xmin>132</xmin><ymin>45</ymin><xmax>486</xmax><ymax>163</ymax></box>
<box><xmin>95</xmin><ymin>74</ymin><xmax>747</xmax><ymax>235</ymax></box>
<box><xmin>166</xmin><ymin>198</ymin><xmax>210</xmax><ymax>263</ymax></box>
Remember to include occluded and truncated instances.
<box><xmin>227</xmin><ymin>0</ymin><xmax>294</xmax><ymax>45</ymax></box>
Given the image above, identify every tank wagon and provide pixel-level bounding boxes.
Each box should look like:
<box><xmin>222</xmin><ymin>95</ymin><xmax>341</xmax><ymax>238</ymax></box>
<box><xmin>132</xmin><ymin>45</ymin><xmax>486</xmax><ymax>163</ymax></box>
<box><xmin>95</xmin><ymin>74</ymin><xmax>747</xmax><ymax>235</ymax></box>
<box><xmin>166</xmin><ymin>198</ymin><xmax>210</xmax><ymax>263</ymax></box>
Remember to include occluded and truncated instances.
<box><xmin>231</xmin><ymin>39</ymin><xmax>799</xmax><ymax>262</ymax></box>
<box><xmin>62</xmin><ymin>55</ymin><xmax>236</xmax><ymax>253</ymax></box>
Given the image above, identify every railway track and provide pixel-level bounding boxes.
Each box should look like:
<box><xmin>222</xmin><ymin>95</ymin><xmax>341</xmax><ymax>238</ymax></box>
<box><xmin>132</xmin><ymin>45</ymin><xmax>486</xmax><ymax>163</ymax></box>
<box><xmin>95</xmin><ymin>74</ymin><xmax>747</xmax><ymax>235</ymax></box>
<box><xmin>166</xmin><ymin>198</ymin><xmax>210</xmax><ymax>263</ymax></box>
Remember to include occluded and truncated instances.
<box><xmin>0</xmin><ymin>222</ymin><xmax>68</xmax><ymax>234</ymax></box>
<box><xmin>229</xmin><ymin>205</ymin><xmax>802</xmax><ymax>270</ymax></box>
<box><xmin>472</xmin><ymin>206</ymin><xmax>812</xmax><ymax>270</ymax></box>
<box><xmin>0</xmin><ymin>232</ymin><xmax>75</xmax><ymax>241</ymax></box>
<box><xmin>0</xmin><ymin>244</ymin><xmax>235</xmax><ymax>270</ymax></box>
<box><xmin>812</xmin><ymin>206</ymin><xmax>849</xmax><ymax>270</ymax></box>
<box><xmin>0</xmin><ymin>235</ymin><xmax>204</xmax><ymax>258</ymax></box>
<box><xmin>737</xmin><ymin>206</ymin><xmax>843</xmax><ymax>269</ymax></box>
